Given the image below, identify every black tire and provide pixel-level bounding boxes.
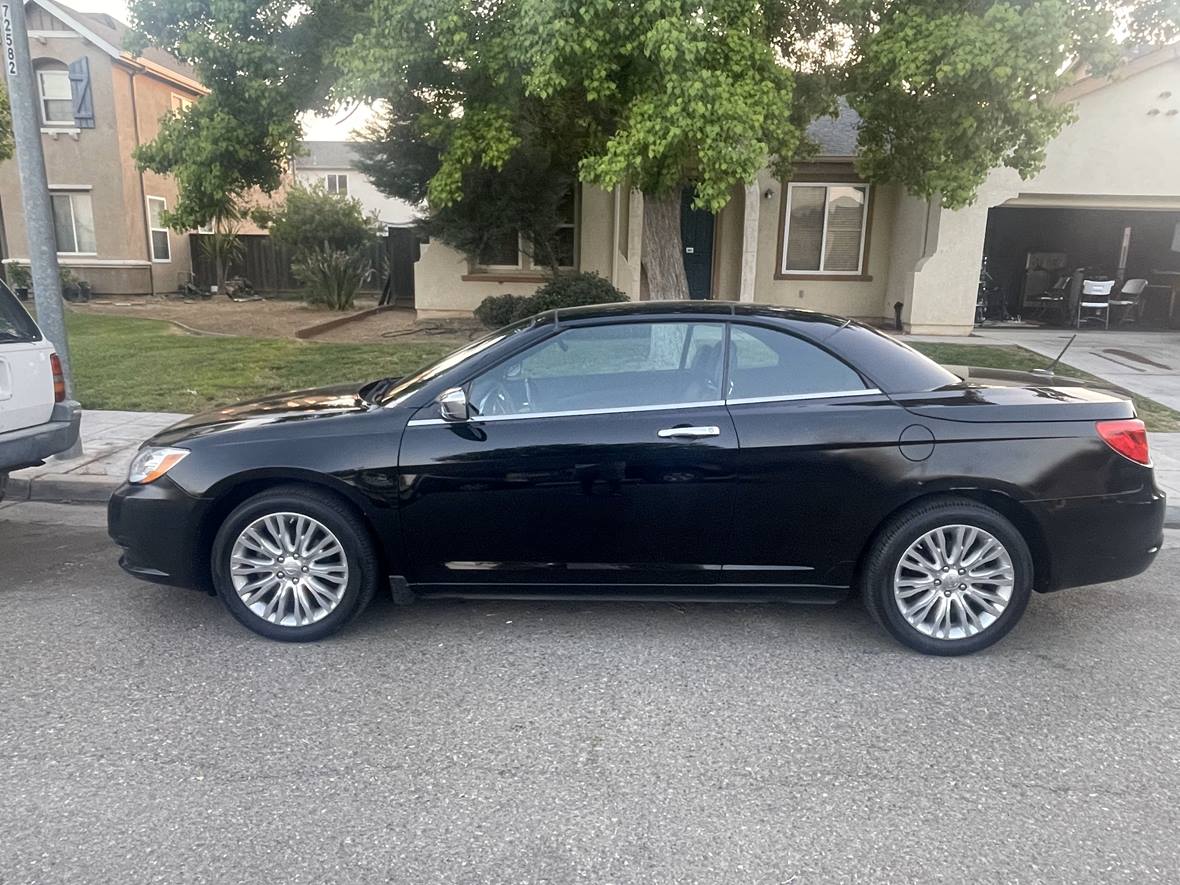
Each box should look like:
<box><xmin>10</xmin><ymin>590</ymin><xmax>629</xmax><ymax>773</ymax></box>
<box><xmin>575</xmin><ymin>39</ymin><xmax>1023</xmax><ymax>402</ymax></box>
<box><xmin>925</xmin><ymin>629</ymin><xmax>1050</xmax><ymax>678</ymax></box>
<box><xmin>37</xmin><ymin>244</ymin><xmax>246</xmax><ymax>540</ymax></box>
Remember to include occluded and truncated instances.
<box><xmin>0</xmin><ymin>471</ymin><xmax>7</xmax><ymax>504</ymax></box>
<box><xmin>211</xmin><ymin>485</ymin><xmax>379</xmax><ymax>642</ymax></box>
<box><xmin>861</xmin><ymin>497</ymin><xmax>1033</xmax><ymax>656</ymax></box>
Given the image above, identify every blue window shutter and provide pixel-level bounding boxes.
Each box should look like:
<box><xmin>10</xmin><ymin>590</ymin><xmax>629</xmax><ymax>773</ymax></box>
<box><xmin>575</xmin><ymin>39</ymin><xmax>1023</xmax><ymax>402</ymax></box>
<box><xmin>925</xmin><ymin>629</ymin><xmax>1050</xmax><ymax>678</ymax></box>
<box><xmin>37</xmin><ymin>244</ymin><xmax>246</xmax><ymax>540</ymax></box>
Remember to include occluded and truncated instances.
<box><xmin>68</xmin><ymin>57</ymin><xmax>95</xmax><ymax>129</ymax></box>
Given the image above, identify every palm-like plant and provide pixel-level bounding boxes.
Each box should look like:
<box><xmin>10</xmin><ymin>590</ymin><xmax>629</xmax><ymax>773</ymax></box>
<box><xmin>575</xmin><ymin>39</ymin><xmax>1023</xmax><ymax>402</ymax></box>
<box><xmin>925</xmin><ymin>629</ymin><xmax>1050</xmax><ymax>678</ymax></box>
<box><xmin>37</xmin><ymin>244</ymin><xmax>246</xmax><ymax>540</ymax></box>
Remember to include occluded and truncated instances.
<box><xmin>199</xmin><ymin>197</ymin><xmax>246</xmax><ymax>297</ymax></box>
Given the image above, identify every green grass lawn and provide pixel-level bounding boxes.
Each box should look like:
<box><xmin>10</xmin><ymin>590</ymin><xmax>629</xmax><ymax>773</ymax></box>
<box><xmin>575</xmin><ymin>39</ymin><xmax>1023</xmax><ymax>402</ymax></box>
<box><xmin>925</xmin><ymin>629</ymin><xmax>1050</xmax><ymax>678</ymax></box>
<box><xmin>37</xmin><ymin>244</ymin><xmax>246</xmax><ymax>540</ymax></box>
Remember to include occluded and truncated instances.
<box><xmin>63</xmin><ymin>313</ymin><xmax>1180</xmax><ymax>431</ymax></box>
<box><xmin>67</xmin><ymin>312</ymin><xmax>453</xmax><ymax>413</ymax></box>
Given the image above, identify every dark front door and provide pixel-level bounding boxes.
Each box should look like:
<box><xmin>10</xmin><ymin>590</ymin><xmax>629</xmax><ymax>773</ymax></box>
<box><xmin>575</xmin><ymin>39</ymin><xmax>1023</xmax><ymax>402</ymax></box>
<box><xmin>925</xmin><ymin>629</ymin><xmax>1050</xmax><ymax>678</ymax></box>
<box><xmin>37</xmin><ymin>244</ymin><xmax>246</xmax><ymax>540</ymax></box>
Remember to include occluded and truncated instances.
<box><xmin>397</xmin><ymin>319</ymin><xmax>738</xmax><ymax>587</ymax></box>
<box><xmin>681</xmin><ymin>189</ymin><xmax>715</xmax><ymax>300</ymax></box>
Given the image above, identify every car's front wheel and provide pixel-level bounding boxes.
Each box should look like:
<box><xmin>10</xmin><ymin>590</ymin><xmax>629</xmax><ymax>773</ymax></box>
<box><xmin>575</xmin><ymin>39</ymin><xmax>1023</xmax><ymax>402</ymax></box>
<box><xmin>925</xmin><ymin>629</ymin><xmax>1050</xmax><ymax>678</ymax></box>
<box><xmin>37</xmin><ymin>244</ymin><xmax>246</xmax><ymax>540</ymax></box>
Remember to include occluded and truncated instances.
<box><xmin>211</xmin><ymin>485</ymin><xmax>379</xmax><ymax>641</ymax></box>
<box><xmin>862</xmin><ymin>498</ymin><xmax>1033</xmax><ymax>655</ymax></box>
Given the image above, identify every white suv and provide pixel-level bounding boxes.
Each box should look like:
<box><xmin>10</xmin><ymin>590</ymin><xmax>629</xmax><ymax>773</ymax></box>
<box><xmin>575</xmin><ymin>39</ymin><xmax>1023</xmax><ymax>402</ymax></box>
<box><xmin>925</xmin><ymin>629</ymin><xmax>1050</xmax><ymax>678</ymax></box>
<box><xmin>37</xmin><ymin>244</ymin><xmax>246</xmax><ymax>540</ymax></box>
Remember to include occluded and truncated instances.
<box><xmin>0</xmin><ymin>281</ymin><xmax>81</xmax><ymax>500</ymax></box>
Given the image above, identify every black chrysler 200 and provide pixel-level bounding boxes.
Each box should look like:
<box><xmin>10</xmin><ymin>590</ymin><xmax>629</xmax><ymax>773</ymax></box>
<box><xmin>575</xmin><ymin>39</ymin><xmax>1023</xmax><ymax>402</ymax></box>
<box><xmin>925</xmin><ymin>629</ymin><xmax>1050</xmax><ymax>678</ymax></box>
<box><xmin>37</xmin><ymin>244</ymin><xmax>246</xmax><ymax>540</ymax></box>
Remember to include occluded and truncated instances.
<box><xmin>108</xmin><ymin>302</ymin><xmax>1165</xmax><ymax>655</ymax></box>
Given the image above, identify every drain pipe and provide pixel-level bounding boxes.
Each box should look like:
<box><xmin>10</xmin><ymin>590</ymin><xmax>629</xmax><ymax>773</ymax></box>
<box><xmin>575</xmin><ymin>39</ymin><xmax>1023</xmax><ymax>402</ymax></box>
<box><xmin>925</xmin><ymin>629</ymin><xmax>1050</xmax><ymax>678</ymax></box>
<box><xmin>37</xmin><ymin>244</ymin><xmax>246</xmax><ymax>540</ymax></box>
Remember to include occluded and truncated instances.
<box><xmin>128</xmin><ymin>67</ymin><xmax>156</xmax><ymax>298</ymax></box>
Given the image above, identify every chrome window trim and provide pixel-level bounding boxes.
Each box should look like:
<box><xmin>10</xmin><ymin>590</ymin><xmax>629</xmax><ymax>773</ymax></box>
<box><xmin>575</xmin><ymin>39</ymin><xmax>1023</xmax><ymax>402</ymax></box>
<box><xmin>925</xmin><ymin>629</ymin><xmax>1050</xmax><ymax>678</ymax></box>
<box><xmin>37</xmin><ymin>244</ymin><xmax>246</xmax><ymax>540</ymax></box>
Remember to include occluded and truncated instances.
<box><xmin>406</xmin><ymin>399</ymin><xmax>726</xmax><ymax>427</ymax></box>
<box><xmin>405</xmin><ymin>388</ymin><xmax>883</xmax><ymax>427</ymax></box>
<box><xmin>725</xmin><ymin>388</ymin><xmax>882</xmax><ymax>406</ymax></box>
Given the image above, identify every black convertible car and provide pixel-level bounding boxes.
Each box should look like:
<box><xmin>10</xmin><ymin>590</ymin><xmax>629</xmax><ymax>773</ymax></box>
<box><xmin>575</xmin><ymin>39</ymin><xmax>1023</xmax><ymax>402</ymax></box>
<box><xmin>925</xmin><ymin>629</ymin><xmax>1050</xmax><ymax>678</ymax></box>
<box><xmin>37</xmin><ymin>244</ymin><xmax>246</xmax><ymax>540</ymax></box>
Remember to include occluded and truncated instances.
<box><xmin>109</xmin><ymin>302</ymin><xmax>1164</xmax><ymax>654</ymax></box>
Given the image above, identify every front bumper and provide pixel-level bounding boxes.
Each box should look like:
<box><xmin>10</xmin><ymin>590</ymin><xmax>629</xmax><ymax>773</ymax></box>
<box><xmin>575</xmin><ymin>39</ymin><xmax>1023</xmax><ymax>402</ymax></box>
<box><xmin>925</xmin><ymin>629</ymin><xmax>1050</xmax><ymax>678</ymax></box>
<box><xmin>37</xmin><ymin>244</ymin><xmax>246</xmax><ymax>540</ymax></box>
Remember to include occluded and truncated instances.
<box><xmin>0</xmin><ymin>401</ymin><xmax>81</xmax><ymax>471</ymax></box>
<box><xmin>107</xmin><ymin>477</ymin><xmax>212</xmax><ymax>592</ymax></box>
<box><xmin>1029</xmin><ymin>483</ymin><xmax>1166</xmax><ymax>592</ymax></box>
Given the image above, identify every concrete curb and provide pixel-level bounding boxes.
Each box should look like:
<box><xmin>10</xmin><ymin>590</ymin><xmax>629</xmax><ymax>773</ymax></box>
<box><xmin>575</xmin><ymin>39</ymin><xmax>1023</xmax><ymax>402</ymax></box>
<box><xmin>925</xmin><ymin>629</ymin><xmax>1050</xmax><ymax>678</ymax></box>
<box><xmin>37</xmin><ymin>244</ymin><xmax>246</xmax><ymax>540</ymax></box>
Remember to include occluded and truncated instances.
<box><xmin>9</xmin><ymin>474</ymin><xmax>117</xmax><ymax>505</ymax></box>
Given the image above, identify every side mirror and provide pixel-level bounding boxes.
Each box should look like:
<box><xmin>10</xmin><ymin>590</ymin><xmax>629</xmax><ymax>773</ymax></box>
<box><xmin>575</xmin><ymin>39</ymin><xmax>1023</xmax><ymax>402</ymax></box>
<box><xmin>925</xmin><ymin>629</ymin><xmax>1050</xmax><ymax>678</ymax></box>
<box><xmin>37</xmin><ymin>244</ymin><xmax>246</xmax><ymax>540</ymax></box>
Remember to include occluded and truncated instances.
<box><xmin>438</xmin><ymin>387</ymin><xmax>469</xmax><ymax>422</ymax></box>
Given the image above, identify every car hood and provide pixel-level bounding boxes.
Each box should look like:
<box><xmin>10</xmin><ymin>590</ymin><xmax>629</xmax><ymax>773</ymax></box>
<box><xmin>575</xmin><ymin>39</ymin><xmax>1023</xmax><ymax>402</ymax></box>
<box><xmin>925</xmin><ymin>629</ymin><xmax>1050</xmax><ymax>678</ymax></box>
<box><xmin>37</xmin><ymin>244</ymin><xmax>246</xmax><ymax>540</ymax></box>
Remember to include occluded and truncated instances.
<box><xmin>148</xmin><ymin>383</ymin><xmax>373</xmax><ymax>446</ymax></box>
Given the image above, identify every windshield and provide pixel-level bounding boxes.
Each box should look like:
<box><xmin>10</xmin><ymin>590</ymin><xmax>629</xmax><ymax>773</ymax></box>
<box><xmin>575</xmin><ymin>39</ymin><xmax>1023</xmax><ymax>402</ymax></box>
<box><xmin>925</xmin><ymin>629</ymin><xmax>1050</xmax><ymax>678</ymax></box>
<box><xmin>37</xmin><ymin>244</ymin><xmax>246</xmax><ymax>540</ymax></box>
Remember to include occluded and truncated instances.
<box><xmin>0</xmin><ymin>281</ymin><xmax>42</xmax><ymax>343</ymax></box>
<box><xmin>377</xmin><ymin>316</ymin><xmax>541</xmax><ymax>406</ymax></box>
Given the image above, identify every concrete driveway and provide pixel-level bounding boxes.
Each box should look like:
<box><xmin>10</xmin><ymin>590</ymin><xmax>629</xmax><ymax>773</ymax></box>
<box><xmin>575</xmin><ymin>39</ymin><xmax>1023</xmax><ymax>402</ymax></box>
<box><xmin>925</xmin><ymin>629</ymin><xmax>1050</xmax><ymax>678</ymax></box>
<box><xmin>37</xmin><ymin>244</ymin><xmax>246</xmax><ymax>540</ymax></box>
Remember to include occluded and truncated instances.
<box><xmin>2</xmin><ymin>507</ymin><xmax>1180</xmax><ymax>883</ymax></box>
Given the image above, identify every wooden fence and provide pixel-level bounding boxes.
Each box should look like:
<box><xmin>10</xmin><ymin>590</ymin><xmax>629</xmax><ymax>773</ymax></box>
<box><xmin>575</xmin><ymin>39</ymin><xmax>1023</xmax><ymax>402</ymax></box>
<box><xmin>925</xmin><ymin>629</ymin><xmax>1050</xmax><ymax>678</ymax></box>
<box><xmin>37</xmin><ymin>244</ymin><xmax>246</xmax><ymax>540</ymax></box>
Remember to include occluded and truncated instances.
<box><xmin>188</xmin><ymin>234</ymin><xmax>390</xmax><ymax>295</ymax></box>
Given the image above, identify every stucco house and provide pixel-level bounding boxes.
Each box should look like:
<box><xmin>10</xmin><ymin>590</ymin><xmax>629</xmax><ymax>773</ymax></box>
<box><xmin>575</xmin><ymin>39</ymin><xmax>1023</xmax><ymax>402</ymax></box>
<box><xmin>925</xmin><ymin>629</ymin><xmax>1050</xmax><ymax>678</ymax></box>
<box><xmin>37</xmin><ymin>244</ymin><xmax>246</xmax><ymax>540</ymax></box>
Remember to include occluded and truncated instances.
<box><xmin>411</xmin><ymin>45</ymin><xmax>1180</xmax><ymax>334</ymax></box>
<box><xmin>293</xmin><ymin>141</ymin><xmax>417</xmax><ymax>229</ymax></box>
<box><xmin>0</xmin><ymin>0</ymin><xmax>206</xmax><ymax>297</ymax></box>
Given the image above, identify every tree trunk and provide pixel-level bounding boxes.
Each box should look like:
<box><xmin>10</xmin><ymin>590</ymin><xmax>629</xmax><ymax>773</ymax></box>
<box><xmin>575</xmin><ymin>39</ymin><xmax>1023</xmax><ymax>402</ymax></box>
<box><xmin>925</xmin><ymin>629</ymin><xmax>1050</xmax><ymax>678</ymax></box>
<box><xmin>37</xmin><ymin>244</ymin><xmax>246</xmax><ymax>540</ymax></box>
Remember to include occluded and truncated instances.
<box><xmin>641</xmin><ymin>190</ymin><xmax>689</xmax><ymax>300</ymax></box>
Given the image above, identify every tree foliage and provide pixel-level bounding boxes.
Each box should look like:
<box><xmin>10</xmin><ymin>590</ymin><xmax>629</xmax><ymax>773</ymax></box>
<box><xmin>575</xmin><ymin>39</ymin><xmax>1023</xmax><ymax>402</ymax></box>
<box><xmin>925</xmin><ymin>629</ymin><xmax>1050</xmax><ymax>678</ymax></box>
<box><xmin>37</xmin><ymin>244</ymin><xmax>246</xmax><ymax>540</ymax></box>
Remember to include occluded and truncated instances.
<box><xmin>0</xmin><ymin>81</ymin><xmax>13</xmax><ymax>162</ymax></box>
<box><xmin>129</xmin><ymin>0</ymin><xmax>1179</xmax><ymax>281</ymax></box>
<box><xmin>262</xmin><ymin>182</ymin><xmax>378</xmax><ymax>255</ymax></box>
<box><xmin>353</xmin><ymin>92</ymin><xmax>585</xmax><ymax>272</ymax></box>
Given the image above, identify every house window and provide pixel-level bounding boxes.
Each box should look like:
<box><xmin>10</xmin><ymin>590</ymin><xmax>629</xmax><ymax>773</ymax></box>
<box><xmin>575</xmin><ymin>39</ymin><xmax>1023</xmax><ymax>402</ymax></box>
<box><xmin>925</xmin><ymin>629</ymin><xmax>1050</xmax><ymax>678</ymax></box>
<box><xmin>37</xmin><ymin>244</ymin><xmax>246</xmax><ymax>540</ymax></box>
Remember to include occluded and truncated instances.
<box><xmin>324</xmin><ymin>174</ymin><xmax>349</xmax><ymax>196</ymax></box>
<box><xmin>472</xmin><ymin>187</ymin><xmax>579</xmax><ymax>274</ymax></box>
<box><xmin>478</xmin><ymin>230</ymin><xmax>524</xmax><ymax>269</ymax></box>
<box><xmin>780</xmin><ymin>183</ymin><xmax>869</xmax><ymax>275</ymax></box>
<box><xmin>170</xmin><ymin>93</ymin><xmax>194</xmax><ymax>113</ymax></box>
<box><xmin>38</xmin><ymin>67</ymin><xmax>73</xmax><ymax>126</ymax></box>
<box><xmin>147</xmin><ymin>197</ymin><xmax>171</xmax><ymax>262</ymax></box>
<box><xmin>50</xmin><ymin>191</ymin><xmax>96</xmax><ymax>254</ymax></box>
<box><xmin>555</xmin><ymin>190</ymin><xmax>576</xmax><ymax>269</ymax></box>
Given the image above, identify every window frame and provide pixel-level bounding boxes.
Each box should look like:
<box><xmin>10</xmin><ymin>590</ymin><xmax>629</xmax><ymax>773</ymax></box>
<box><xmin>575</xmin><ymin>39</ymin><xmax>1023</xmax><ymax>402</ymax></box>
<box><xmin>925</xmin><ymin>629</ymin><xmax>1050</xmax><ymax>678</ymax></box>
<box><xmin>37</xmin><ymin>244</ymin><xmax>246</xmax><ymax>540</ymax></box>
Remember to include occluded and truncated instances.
<box><xmin>405</xmin><ymin>318</ymin><xmax>884</xmax><ymax>425</ymax></box>
<box><xmin>324</xmin><ymin>173</ymin><xmax>349</xmax><ymax>196</ymax></box>
<box><xmin>723</xmin><ymin>321</ymin><xmax>876</xmax><ymax>405</ymax></box>
<box><xmin>453</xmin><ymin>318</ymin><xmax>729</xmax><ymax>421</ymax></box>
<box><xmin>49</xmin><ymin>190</ymin><xmax>97</xmax><ymax>256</ymax></box>
<box><xmin>776</xmin><ymin>181</ymin><xmax>873</xmax><ymax>281</ymax></box>
<box><xmin>478</xmin><ymin>231</ymin><xmax>525</xmax><ymax>272</ymax></box>
<box><xmin>146</xmin><ymin>196</ymin><xmax>171</xmax><ymax>263</ymax></box>
<box><xmin>170</xmin><ymin>93</ymin><xmax>194</xmax><ymax>113</ymax></box>
<box><xmin>465</xmin><ymin>186</ymin><xmax>580</xmax><ymax>279</ymax></box>
<box><xmin>38</xmin><ymin>67</ymin><xmax>74</xmax><ymax>127</ymax></box>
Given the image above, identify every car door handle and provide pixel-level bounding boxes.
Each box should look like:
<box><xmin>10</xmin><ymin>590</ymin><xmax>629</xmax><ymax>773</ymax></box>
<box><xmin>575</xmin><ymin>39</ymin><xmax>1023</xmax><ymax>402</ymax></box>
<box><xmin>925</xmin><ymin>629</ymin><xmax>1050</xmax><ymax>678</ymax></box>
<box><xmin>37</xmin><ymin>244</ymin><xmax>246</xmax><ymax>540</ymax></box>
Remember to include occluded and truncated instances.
<box><xmin>657</xmin><ymin>425</ymin><xmax>721</xmax><ymax>439</ymax></box>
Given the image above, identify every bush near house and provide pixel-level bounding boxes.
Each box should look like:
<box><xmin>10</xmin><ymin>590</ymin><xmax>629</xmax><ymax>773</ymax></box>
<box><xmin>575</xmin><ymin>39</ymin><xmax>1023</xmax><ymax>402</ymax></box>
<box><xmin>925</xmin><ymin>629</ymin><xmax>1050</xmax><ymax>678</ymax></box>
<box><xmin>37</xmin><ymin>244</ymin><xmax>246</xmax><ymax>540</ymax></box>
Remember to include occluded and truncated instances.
<box><xmin>4</xmin><ymin>263</ymin><xmax>90</xmax><ymax>300</ymax></box>
<box><xmin>474</xmin><ymin>272</ymin><xmax>627</xmax><ymax>328</ymax></box>
<box><xmin>262</xmin><ymin>184</ymin><xmax>380</xmax><ymax>311</ymax></box>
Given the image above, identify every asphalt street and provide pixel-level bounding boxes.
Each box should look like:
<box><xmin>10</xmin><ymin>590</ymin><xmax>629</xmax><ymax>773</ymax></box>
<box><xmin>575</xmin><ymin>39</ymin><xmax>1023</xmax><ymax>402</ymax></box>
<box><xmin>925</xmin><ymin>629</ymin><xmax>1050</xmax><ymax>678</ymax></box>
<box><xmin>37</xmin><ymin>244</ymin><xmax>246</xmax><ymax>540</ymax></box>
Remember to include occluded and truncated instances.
<box><xmin>2</xmin><ymin>504</ymin><xmax>1179</xmax><ymax>884</ymax></box>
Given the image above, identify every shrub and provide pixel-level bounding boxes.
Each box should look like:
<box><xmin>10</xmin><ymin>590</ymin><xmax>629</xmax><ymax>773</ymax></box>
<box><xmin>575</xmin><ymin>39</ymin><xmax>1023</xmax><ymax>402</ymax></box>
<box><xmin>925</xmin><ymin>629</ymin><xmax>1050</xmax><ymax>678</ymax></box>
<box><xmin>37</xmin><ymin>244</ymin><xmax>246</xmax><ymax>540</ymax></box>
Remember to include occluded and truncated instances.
<box><xmin>473</xmin><ymin>272</ymin><xmax>627</xmax><ymax>328</ymax></box>
<box><xmin>266</xmin><ymin>183</ymin><xmax>379</xmax><ymax>255</ymax></box>
<box><xmin>292</xmin><ymin>246</ymin><xmax>372</xmax><ymax>311</ymax></box>
<box><xmin>6</xmin><ymin>263</ymin><xmax>30</xmax><ymax>290</ymax></box>
<box><xmin>473</xmin><ymin>293</ymin><xmax>532</xmax><ymax>328</ymax></box>
<box><xmin>529</xmin><ymin>272</ymin><xmax>627</xmax><ymax>314</ymax></box>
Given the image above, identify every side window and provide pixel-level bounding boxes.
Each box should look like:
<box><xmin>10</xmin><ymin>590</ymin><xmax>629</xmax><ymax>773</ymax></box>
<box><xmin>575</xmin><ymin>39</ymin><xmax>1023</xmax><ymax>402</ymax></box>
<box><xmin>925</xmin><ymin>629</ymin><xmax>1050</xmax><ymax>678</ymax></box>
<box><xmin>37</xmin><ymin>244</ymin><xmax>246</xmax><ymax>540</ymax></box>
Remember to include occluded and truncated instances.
<box><xmin>727</xmin><ymin>325</ymin><xmax>866</xmax><ymax>401</ymax></box>
<box><xmin>467</xmin><ymin>322</ymin><xmax>724</xmax><ymax>417</ymax></box>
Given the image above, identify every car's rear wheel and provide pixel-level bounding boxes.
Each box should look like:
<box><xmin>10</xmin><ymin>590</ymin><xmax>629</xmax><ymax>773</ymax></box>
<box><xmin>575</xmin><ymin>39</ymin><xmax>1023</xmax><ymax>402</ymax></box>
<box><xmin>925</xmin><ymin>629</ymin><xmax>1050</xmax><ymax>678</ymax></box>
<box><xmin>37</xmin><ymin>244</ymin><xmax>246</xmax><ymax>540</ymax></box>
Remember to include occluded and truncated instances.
<box><xmin>861</xmin><ymin>498</ymin><xmax>1032</xmax><ymax>655</ymax></box>
<box><xmin>211</xmin><ymin>486</ymin><xmax>378</xmax><ymax>641</ymax></box>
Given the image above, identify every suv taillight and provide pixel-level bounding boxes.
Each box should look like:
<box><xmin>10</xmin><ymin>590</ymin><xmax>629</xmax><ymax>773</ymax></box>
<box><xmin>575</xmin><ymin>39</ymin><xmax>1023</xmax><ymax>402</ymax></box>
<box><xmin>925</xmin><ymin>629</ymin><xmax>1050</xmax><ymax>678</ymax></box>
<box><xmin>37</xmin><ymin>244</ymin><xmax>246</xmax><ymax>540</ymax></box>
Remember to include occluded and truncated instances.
<box><xmin>50</xmin><ymin>353</ymin><xmax>66</xmax><ymax>403</ymax></box>
<box><xmin>1097</xmin><ymin>419</ymin><xmax>1150</xmax><ymax>466</ymax></box>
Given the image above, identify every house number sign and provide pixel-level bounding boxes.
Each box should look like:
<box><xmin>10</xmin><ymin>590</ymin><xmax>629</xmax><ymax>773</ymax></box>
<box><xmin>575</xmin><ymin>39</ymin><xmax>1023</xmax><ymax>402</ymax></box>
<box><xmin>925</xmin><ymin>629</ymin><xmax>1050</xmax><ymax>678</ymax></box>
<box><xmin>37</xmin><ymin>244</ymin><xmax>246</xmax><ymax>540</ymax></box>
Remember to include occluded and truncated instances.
<box><xmin>2</xmin><ymin>4</ymin><xmax>16</xmax><ymax>78</ymax></box>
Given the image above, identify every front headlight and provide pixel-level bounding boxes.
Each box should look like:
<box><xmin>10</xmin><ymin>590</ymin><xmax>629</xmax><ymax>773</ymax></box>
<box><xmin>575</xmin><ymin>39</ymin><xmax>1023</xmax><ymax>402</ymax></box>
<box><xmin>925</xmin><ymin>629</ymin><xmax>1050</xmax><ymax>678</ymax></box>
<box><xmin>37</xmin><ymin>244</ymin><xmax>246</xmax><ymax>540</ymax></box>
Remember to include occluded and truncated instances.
<box><xmin>128</xmin><ymin>446</ymin><xmax>190</xmax><ymax>484</ymax></box>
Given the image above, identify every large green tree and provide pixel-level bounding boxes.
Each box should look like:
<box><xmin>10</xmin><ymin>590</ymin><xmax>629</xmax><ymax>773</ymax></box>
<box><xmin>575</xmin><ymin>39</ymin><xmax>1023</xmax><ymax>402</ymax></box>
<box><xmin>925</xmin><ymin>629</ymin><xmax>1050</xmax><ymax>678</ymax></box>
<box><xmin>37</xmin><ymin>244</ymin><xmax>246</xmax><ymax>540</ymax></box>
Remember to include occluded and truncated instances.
<box><xmin>130</xmin><ymin>0</ymin><xmax>1178</xmax><ymax>298</ymax></box>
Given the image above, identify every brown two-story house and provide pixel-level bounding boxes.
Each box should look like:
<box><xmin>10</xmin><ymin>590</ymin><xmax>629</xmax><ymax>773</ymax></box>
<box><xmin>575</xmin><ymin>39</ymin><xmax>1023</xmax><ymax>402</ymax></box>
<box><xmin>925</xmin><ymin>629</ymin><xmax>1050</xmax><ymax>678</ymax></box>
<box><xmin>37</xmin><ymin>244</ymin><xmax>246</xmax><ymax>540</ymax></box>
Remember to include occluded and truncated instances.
<box><xmin>0</xmin><ymin>0</ymin><xmax>205</xmax><ymax>296</ymax></box>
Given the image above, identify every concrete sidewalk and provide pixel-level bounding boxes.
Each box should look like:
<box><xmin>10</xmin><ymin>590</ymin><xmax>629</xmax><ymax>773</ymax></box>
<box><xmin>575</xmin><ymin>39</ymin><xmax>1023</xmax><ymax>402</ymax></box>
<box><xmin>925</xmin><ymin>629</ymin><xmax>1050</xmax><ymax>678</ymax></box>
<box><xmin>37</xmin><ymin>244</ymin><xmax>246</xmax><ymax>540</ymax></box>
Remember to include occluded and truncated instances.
<box><xmin>6</xmin><ymin>410</ymin><xmax>187</xmax><ymax>503</ymax></box>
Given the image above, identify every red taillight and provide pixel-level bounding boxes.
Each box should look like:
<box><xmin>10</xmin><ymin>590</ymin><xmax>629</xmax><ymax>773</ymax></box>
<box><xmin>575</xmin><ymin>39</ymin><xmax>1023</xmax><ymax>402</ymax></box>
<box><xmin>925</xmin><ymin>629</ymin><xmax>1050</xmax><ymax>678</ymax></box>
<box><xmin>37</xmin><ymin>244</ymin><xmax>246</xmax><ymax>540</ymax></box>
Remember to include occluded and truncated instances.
<box><xmin>49</xmin><ymin>353</ymin><xmax>66</xmax><ymax>403</ymax></box>
<box><xmin>1097</xmin><ymin>419</ymin><xmax>1150</xmax><ymax>466</ymax></box>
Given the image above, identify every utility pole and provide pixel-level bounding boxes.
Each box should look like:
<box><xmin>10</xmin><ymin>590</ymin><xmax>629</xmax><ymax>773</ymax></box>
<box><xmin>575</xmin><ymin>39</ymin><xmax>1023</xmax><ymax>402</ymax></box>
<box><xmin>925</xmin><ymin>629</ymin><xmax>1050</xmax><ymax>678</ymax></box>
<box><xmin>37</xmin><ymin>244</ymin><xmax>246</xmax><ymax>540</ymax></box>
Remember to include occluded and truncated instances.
<box><xmin>3</xmin><ymin>0</ymin><xmax>81</xmax><ymax>456</ymax></box>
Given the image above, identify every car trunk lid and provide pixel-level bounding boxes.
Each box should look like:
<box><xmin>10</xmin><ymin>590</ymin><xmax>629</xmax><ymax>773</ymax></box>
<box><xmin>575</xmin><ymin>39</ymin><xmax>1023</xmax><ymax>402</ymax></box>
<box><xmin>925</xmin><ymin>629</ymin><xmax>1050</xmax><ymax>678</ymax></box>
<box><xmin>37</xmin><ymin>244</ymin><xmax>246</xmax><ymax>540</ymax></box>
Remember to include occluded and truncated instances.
<box><xmin>898</xmin><ymin>365</ymin><xmax>1136</xmax><ymax>424</ymax></box>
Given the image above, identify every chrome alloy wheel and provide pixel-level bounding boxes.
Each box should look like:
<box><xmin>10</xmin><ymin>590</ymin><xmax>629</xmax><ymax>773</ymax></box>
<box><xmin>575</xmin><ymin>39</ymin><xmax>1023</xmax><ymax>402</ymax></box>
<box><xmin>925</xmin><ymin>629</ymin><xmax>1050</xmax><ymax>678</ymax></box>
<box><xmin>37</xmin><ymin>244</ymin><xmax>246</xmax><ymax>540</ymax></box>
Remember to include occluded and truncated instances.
<box><xmin>892</xmin><ymin>524</ymin><xmax>1015</xmax><ymax>641</ymax></box>
<box><xmin>229</xmin><ymin>512</ymin><xmax>350</xmax><ymax>627</ymax></box>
